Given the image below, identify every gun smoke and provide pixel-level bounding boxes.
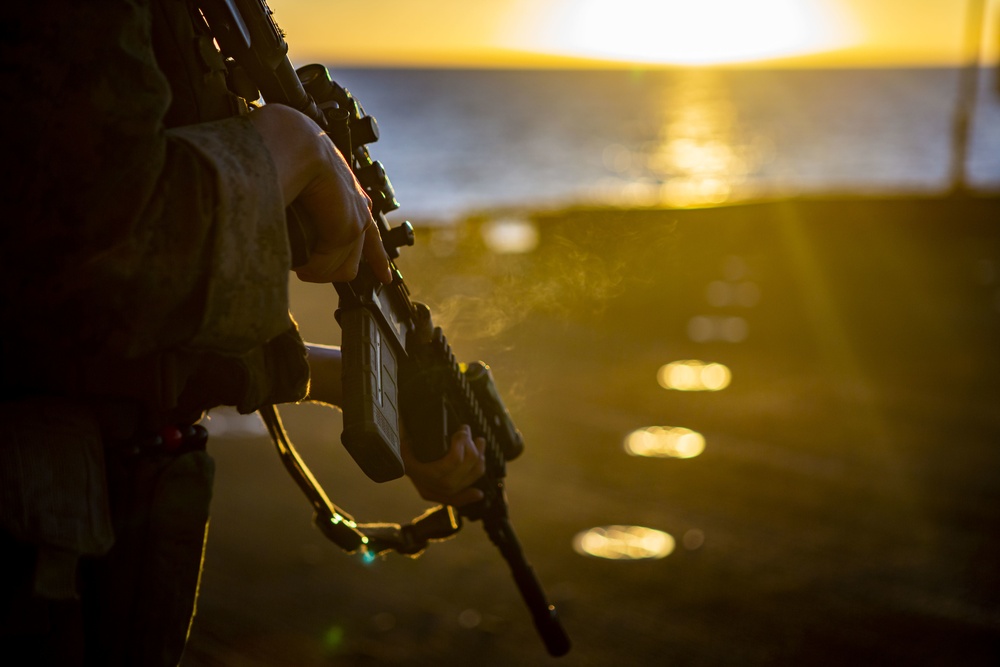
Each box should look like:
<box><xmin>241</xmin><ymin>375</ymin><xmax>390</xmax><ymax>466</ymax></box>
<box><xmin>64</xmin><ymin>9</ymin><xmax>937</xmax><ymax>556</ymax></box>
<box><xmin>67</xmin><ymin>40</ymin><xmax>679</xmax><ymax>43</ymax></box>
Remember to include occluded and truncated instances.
<box><xmin>401</xmin><ymin>211</ymin><xmax>678</xmax><ymax>405</ymax></box>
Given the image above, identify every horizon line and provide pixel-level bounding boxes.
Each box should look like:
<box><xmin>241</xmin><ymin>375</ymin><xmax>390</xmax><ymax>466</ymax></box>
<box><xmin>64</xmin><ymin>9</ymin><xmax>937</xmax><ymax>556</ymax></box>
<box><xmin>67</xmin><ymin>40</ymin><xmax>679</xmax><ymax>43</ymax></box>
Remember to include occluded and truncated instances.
<box><xmin>290</xmin><ymin>48</ymin><xmax>998</xmax><ymax>72</ymax></box>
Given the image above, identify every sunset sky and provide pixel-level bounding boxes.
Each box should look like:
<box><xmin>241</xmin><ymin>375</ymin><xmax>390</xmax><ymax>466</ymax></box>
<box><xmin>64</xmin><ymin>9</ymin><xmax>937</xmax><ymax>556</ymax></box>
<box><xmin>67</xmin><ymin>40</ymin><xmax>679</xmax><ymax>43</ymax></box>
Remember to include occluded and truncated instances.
<box><xmin>274</xmin><ymin>0</ymin><xmax>1000</xmax><ymax>69</ymax></box>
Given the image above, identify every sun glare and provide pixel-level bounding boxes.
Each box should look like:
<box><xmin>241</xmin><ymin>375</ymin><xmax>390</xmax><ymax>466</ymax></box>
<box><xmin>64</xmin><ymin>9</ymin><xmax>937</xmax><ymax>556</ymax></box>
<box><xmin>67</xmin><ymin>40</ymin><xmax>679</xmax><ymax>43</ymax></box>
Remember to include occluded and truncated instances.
<box><xmin>532</xmin><ymin>0</ymin><xmax>855</xmax><ymax>66</ymax></box>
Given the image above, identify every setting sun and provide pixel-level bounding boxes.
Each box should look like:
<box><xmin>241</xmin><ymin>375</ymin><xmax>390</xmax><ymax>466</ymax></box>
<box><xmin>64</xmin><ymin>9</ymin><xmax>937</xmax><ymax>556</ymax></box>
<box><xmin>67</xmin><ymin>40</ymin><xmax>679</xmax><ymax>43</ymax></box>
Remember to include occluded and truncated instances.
<box><xmin>522</xmin><ymin>0</ymin><xmax>856</xmax><ymax>66</ymax></box>
<box><xmin>276</xmin><ymin>0</ymin><xmax>994</xmax><ymax>69</ymax></box>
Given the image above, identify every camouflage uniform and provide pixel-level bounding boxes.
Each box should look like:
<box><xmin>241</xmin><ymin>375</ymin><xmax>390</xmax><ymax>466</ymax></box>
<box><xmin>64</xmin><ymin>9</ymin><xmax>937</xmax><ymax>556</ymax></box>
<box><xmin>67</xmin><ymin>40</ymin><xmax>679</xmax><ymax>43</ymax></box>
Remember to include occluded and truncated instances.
<box><xmin>0</xmin><ymin>1</ymin><xmax>308</xmax><ymax>664</ymax></box>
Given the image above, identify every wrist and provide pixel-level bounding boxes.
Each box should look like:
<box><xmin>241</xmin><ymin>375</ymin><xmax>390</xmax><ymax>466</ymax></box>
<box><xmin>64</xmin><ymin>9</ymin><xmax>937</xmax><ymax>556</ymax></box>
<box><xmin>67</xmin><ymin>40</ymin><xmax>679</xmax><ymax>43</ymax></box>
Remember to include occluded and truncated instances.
<box><xmin>304</xmin><ymin>343</ymin><xmax>343</xmax><ymax>407</ymax></box>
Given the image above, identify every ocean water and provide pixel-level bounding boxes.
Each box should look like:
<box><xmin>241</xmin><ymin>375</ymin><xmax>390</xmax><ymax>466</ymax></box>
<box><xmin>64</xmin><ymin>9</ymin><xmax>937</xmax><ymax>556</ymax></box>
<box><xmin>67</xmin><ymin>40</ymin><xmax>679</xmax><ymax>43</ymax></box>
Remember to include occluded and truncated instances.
<box><xmin>318</xmin><ymin>67</ymin><xmax>1000</xmax><ymax>220</ymax></box>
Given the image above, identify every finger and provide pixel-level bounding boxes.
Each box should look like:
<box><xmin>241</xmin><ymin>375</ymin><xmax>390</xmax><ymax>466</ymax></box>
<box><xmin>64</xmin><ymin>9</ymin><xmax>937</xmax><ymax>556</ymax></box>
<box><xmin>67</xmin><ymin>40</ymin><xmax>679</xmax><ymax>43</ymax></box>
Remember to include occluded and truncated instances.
<box><xmin>361</xmin><ymin>220</ymin><xmax>392</xmax><ymax>284</ymax></box>
<box><xmin>412</xmin><ymin>428</ymin><xmax>478</xmax><ymax>492</ymax></box>
<box><xmin>437</xmin><ymin>486</ymin><xmax>485</xmax><ymax>507</ymax></box>
<box><xmin>324</xmin><ymin>234</ymin><xmax>366</xmax><ymax>282</ymax></box>
<box><xmin>294</xmin><ymin>208</ymin><xmax>370</xmax><ymax>283</ymax></box>
<box><xmin>401</xmin><ymin>424</ymin><xmax>487</xmax><ymax>506</ymax></box>
<box><xmin>292</xmin><ymin>167</ymin><xmax>373</xmax><ymax>283</ymax></box>
<box><xmin>413</xmin><ymin>482</ymin><xmax>484</xmax><ymax>507</ymax></box>
<box><xmin>434</xmin><ymin>428</ymin><xmax>485</xmax><ymax>491</ymax></box>
<box><xmin>463</xmin><ymin>436</ymin><xmax>487</xmax><ymax>480</ymax></box>
<box><xmin>294</xmin><ymin>238</ymin><xmax>362</xmax><ymax>283</ymax></box>
<box><xmin>297</xmin><ymin>214</ymin><xmax>391</xmax><ymax>285</ymax></box>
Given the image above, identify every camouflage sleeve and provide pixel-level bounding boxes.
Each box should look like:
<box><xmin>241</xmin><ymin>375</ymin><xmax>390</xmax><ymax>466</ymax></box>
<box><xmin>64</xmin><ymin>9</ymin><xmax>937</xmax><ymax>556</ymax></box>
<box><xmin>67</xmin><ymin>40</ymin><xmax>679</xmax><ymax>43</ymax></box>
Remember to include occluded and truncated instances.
<box><xmin>165</xmin><ymin>116</ymin><xmax>293</xmax><ymax>355</ymax></box>
<box><xmin>0</xmin><ymin>1</ymin><xmax>306</xmax><ymax>409</ymax></box>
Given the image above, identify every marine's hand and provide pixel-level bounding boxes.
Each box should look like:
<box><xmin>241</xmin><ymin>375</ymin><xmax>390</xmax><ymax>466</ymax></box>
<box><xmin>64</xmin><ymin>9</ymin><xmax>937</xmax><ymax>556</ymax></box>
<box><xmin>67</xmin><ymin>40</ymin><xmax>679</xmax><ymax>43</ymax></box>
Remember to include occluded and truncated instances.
<box><xmin>249</xmin><ymin>104</ymin><xmax>392</xmax><ymax>284</ymax></box>
<box><xmin>403</xmin><ymin>425</ymin><xmax>486</xmax><ymax>507</ymax></box>
<box><xmin>303</xmin><ymin>346</ymin><xmax>485</xmax><ymax>506</ymax></box>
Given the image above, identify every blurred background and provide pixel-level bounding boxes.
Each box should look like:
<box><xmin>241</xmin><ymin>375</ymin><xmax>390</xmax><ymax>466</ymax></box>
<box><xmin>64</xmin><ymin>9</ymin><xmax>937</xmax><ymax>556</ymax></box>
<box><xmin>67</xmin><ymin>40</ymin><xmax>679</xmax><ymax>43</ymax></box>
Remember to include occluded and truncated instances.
<box><xmin>184</xmin><ymin>1</ymin><xmax>1000</xmax><ymax>665</ymax></box>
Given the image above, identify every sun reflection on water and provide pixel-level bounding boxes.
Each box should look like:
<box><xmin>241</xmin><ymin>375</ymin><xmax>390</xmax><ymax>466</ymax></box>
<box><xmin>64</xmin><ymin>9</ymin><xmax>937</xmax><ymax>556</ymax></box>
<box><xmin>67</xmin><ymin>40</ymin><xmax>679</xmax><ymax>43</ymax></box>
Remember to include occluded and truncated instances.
<box><xmin>600</xmin><ymin>71</ymin><xmax>774</xmax><ymax>208</ymax></box>
<box><xmin>658</xmin><ymin>360</ymin><xmax>732</xmax><ymax>391</ymax></box>
<box><xmin>572</xmin><ymin>525</ymin><xmax>676</xmax><ymax>560</ymax></box>
<box><xmin>624</xmin><ymin>426</ymin><xmax>706</xmax><ymax>459</ymax></box>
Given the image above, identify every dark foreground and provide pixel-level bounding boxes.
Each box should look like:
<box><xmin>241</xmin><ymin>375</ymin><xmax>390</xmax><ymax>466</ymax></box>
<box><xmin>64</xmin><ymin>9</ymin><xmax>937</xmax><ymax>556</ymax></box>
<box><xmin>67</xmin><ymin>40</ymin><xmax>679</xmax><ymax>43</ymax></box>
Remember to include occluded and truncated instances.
<box><xmin>183</xmin><ymin>195</ymin><xmax>1000</xmax><ymax>666</ymax></box>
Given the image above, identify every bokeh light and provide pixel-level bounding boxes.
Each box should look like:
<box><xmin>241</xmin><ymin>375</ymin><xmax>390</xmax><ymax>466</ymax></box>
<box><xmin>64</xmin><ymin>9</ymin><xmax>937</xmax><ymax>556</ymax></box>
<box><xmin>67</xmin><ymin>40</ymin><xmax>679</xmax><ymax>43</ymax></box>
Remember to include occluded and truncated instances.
<box><xmin>322</xmin><ymin>625</ymin><xmax>346</xmax><ymax>654</ymax></box>
<box><xmin>572</xmin><ymin>525</ymin><xmax>676</xmax><ymax>560</ymax></box>
<box><xmin>481</xmin><ymin>217</ymin><xmax>540</xmax><ymax>254</ymax></box>
<box><xmin>624</xmin><ymin>426</ymin><xmax>706</xmax><ymax>459</ymax></box>
<box><xmin>687</xmin><ymin>315</ymin><xmax>748</xmax><ymax>343</ymax></box>
<box><xmin>706</xmin><ymin>280</ymin><xmax>761</xmax><ymax>307</ymax></box>
<box><xmin>457</xmin><ymin>608</ymin><xmax>483</xmax><ymax>629</ymax></box>
<box><xmin>658</xmin><ymin>360</ymin><xmax>732</xmax><ymax>391</ymax></box>
<box><xmin>682</xmin><ymin>529</ymin><xmax>706</xmax><ymax>550</ymax></box>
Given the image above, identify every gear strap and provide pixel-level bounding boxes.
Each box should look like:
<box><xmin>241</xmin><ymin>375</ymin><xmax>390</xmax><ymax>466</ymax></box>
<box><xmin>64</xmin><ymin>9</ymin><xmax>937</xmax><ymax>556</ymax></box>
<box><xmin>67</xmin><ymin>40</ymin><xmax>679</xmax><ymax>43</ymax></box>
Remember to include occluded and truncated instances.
<box><xmin>257</xmin><ymin>404</ymin><xmax>462</xmax><ymax>560</ymax></box>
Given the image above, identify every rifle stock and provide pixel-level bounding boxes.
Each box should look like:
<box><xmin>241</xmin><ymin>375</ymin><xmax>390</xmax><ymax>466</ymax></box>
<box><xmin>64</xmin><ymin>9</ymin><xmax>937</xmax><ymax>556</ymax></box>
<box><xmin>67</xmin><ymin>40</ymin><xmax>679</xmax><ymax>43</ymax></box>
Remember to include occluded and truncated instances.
<box><xmin>202</xmin><ymin>0</ymin><xmax>569</xmax><ymax>656</ymax></box>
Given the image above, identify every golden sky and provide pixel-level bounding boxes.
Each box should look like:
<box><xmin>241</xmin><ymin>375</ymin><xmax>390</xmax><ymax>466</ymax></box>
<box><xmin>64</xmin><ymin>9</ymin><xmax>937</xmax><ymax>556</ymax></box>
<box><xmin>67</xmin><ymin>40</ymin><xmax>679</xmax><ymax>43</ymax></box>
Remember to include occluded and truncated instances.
<box><xmin>274</xmin><ymin>0</ymin><xmax>999</xmax><ymax>68</ymax></box>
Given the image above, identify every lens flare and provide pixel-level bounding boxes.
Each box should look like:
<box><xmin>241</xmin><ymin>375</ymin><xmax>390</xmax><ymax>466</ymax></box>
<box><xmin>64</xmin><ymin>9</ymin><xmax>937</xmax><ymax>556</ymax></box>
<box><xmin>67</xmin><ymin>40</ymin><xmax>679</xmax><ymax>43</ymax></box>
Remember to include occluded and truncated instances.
<box><xmin>657</xmin><ymin>360</ymin><xmax>732</xmax><ymax>391</ymax></box>
<box><xmin>573</xmin><ymin>525</ymin><xmax>676</xmax><ymax>560</ymax></box>
<box><xmin>481</xmin><ymin>217</ymin><xmax>539</xmax><ymax>254</ymax></box>
<box><xmin>322</xmin><ymin>625</ymin><xmax>346</xmax><ymax>654</ymax></box>
<box><xmin>624</xmin><ymin>426</ymin><xmax>706</xmax><ymax>459</ymax></box>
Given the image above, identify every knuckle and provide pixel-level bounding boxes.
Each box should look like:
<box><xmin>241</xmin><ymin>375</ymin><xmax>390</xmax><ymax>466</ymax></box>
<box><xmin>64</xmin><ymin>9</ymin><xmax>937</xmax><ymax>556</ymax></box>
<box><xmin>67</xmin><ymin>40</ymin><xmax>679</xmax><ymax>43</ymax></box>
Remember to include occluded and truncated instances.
<box><xmin>335</xmin><ymin>263</ymin><xmax>360</xmax><ymax>282</ymax></box>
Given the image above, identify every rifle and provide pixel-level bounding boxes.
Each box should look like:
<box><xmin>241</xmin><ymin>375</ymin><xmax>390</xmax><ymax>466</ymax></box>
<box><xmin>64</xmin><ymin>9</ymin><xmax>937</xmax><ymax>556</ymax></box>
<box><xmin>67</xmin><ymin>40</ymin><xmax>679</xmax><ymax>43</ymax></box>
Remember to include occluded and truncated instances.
<box><xmin>200</xmin><ymin>0</ymin><xmax>570</xmax><ymax>657</ymax></box>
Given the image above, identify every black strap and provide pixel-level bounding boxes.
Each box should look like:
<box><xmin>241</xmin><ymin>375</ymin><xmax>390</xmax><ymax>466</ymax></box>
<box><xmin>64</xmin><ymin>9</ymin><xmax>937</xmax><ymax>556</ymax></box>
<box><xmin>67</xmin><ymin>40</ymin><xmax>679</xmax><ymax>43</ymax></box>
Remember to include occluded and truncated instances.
<box><xmin>257</xmin><ymin>404</ymin><xmax>462</xmax><ymax>558</ymax></box>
